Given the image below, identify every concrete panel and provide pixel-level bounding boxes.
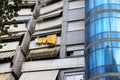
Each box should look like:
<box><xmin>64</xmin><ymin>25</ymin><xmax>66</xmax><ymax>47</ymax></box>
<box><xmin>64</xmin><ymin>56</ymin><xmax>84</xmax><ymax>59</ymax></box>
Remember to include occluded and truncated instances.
<box><xmin>29</xmin><ymin>37</ymin><xmax>61</xmax><ymax>49</ymax></box>
<box><xmin>35</xmin><ymin>17</ymin><xmax>62</xmax><ymax>31</ymax></box>
<box><xmin>21</xmin><ymin>31</ymin><xmax>31</xmax><ymax>55</ymax></box>
<box><xmin>73</xmin><ymin>50</ymin><xmax>84</xmax><ymax>56</ymax></box>
<box><xmin>40</xmin><ymin>1</ymin><xmax>63</xmax><ymax>15</ymax></box>
<box><xmin>66</xmin><ymin>44</ymin><xmax>85</xmax><ymax>51</ymax></box>
<box><xmin>68</xmin><ymin>8</ymin><xmax>85</xmax><ymax>21</ymax></box>
<box><xmin>22</xmin><ymin>57</ymin><xmax>85</xmax><ymax>72</ymax></box>
<box><xmin>0</xmin><ymin>42</ymin><xmax>19</xmax><ymax>52</ymax></box>
<box><xmin>69</xmin><ymin>0</ymin><xmax>85</xmax><ymax>9</ymax></box>
<box><xmin>67</xmin><ymin>30</ymin><xmax>85</xmax><ymax>45</ymax></box>
<box><xmin>68</xmin><ymin>21</ymin><xmax>85</xmax><ymax>31</ymax></box>
<box><xmin>0</xmin><ymin>63</ymin><xmax>11</xmax><ymax>73</ymax></box>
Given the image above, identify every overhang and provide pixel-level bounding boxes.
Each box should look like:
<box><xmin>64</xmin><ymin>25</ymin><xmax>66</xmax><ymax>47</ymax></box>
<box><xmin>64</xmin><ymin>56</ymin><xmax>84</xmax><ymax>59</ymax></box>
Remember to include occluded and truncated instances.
<box><xmin>27</xmin><ymin>46</ymin><xmax>59</xmax><ymax>59</ymax></box>
<box><xmin>0</xmin><ymin>73</ymin><xmax>15</xmax><ymax>80</ymax></box>
<box><xmin>0</xmin><ymin>73</ymin><xmax>10</xmax><ymax>80</ymax></box>
<box><xmin>0</xmin><ymin>51</ymin><xmax>15</xmax><ymax>60</ymax></box>
<box><xmin>19</xmin><ymin>70</ymin><xmax>59</xmax><ymax>80</ymax></box>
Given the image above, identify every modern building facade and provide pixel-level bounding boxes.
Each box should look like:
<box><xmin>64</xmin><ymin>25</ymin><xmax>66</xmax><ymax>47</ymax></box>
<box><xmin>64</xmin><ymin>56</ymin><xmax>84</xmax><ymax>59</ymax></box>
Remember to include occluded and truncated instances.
<box><xmin>0</xmin><ymin>0</ymin><xmax>85</xmax><ymax>80</ymax></box>
<box><xmin>0</xmin><ymin>0</ymin><xmax>120</xmax><ymax>80</ymax></box>
<box><xmin>85</xmin><ymin>0</ymin><xmax>120</xmax><ymax>80</ymax></box>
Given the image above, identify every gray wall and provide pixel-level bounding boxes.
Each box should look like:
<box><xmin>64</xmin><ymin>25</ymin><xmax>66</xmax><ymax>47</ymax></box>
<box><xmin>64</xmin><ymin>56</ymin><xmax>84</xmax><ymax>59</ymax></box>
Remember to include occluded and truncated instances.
<box><xmin>60</xmin><ymin>0</ymin><xmax>85</xmax><ymax>58</ymax></box>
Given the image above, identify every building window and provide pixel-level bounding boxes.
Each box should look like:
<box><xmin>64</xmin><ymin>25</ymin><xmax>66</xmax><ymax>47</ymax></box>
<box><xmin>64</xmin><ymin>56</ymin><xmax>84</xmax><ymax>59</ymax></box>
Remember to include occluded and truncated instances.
<box><xmin>65</xmin><ymin>72</ymin><xmax>84</xmax><ymax>80</ymax></box>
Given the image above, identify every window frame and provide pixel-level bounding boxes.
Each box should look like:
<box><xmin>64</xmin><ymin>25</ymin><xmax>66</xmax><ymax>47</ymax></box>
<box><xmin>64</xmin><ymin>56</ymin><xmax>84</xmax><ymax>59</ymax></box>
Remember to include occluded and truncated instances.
<box><xmin>57</xmin><ymin>68</ymin><xmax>85</xmax><ymax>80</ymax></box>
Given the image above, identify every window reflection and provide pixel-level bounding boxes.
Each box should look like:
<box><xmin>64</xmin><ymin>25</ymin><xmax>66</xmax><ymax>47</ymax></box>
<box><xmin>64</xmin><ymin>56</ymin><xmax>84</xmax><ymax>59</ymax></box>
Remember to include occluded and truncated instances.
<box><xmin>89</xmin><ymin>52</ymin><xmax>96</xmax><ymax>69</ymax></box>
<box><xmin>109</xmin><ymin>0</ymin><xmax>120</xmax><ymax>4</ymax></box>
<box><xmin>110</xmin><ymin>18</ymin><xmax>120</xmax><ymax>32</ymax></box>
<box><xmin>86</xmin><ymin>0</ymin><xmax>120</xmax><ymax>17</ymax></box>
<box><xmin>96</xmin><ymin>49</ymin><xmax>105</xmax><ymax>66</ymax></box>
<box><xmin>95</xmin><ymin>18</ymin><xmax>110</xmax><ymax>34</ymax></box>
<box><xmin>95</xmin><ymin>0</ymin><xmax>108</xmax><ymax>6</ymax></box>
<box><xmin>113</xmin><ymin>48</ymin><xmax>120</xmax><ymax>64</ymax></box>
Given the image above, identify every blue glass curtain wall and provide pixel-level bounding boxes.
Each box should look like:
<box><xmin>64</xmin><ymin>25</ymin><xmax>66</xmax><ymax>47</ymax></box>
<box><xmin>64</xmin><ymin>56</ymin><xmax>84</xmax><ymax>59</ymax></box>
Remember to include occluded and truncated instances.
<box><xmin>86</xmin><ymin>0</ymin><xmax>120</xmax><ymax>17</ymax></box>
<box><xmin>85</xmin><ymin>0</ymin><xmax>120</xmax><ymax>80</ymax></box>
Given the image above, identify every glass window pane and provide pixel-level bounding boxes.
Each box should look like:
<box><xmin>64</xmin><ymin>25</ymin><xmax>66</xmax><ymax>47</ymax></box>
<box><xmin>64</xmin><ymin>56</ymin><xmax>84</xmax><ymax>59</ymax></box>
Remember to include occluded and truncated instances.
<box><xmin>95</xmin><ymin>19</ymin><xmax>102</xmax><ymax>34</ymax></box>
<box><xmin>104</xmin><ymin>48</ymin><xmax>113</xmax><ymax>65</ymax></box>
<box><xmin>97</xmin><ymin>77</ymin><xmax>106</xmax><ymax>80</ymax></box>
<box><xmin>96</xmin><ymin>49</ymin><xmax>105</xmax><ymax>66</ymax></box>
<box><xmin>109</xmin><ymin>0</ymin><xmax>120</xmax><ymax>4</ymax></box>
<box><xmin>95</xmin><ymin>12</ymin><xmax>109</xmax><ymax>19</ymax></box>
<box><xmin>112</xmin><ymin>41</ymin><xmax>120</xmax><ymax>48</ymax></box>
<box><xmin>66</xmin><ymin>75</ymin><xmax>74</xmax><ymax>80</ymax></box>
<box><xmin>110</xmin><ymin>18</ymin><xmax>120</xmax><ymax>32</ymax></box>
<box><xmin>74</xmin><ymin>75</ymin><xmax>83</xmax><ymax>80</ymax></box>
<box><xmin>90</xmin><ymin>52</ymin><xmax>96</xmax><ymax>69</ymax></box>
<box><xmin>95</xmin><ymin>0</ymin><xmax>108</xmax><ymax>6</ymax></box>
<box><xmin>113</xmin><ymin>48</ymin><xmax>120</xmax><ymax>64</ymax></box>
<box><xmin>88</xmin><ymin>0</ymin><xmax>94</xmax><ymax>11</ymax></box>
<box><xmin>102</xmin><ymin>18</ymin><xmax>110</xmax><ymax>32</ymax></box>
<box><xmin>95</xmin><ymin>18</ymin><xmax>110</xmax><ymax>34</ymax></box>
<box><xmin>88</xmin><ymin>22</ymin><xmax>95</xmax><ymax>37</ymax></box>
<box><xmin>110</xmin><ymin>12</ymin><xmax>120</xmax><ymax>18</ymax></box>
<box><xmin>97</xmin><ymin>66</ymin><xmax>105</xmax><ymax>75</ymax></box>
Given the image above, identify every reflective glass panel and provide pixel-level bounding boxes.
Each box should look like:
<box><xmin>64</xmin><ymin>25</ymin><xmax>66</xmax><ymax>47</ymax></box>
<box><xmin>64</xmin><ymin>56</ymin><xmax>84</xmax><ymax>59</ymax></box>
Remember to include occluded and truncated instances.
<box><xmin>96</xmin><ymin>49</ymin><xmax>105</xmax><ymax>66</ymax></box>
<box><xmin>97</xmin><ymin>66</ymin><xmax>105</xmax><ymax>75</ymax></box>
<box><xmin>90</xmin><ymin>52</ymin><xmax>96</xmax><ymax>69</ymax></box>
<box><xmin>113</xmin><ymin>48</ymin><xmax>120</xmax><ymax>64</ymax></box>
<box><xmin>95</xmin><ymin>12</ymin><xmax>109</xmax><ymax>19</ymax></box>
<box><xmin>110</xmin><ymin>18</ymin><xmax>120</xmax><ymax>32</ymax></box>
<box><xmin>95</xmin><ymin>0</ymin><xmax>108</xmax><ymax>6</ymax></box>
<box><xmin>112</xmin><ymin>41</ymin><xmax>120</xmax><ymax>48</ymax></box>
<box><xmin>104</xmin><ymin>48</ymin><xmax>113</xmax><ymax>65</ymax></box>
<box><xmin>109</xmin><ymin>0</ymin><xmax>120</xmax><ymax>4</ymax></box>
<box><xmin>95</xmin><ymin>18</ymin><xmax>110</xmax><ymax>34</ymax></box>
<box><xmin>97</xmin><ymin>77</ymin><xmax>106</xmax><ymax>80</ymax></box>
<box><xmin>88</xmin><ymin>22</ymin><xmax>95</xmax><ymax>37</ymax></box>
<box><xmin>88</xmin><ymin>0</ymin><xmax>94</xmax><ymax>11</ymax></box>
<box><xmin>110</xmin><ymin>12</ymin><xmax>120</xmax><ymax>18</ymax></box>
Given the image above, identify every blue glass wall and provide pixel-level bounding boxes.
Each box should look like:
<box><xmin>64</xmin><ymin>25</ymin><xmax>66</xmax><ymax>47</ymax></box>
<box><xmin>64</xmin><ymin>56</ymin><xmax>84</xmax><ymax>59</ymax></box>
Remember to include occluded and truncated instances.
<box><xmin>85</xmin><ymin>0</ymin><xmax>120</xmax><ymax>80</ymax></box>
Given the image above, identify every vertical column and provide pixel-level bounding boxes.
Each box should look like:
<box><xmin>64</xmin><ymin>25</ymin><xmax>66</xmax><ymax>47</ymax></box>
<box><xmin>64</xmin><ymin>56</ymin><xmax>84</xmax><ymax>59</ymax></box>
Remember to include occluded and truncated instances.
<box><xmin>60</xmin><ymin>0</ymin><xmax>68</xmax><ymax>58</ymax></box>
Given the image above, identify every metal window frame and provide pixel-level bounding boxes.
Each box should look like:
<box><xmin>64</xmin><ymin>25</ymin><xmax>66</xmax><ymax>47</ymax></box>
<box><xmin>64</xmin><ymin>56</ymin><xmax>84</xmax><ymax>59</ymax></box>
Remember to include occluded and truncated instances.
<box><xmin>57</xmin><ymin>68</ymin><xmax>85</xmax><ymax>80</ymax></box>
<box><xmin>64</xmin><ymin>72</ymin><xmax>84</xmax><ymax>80</ymax></box>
